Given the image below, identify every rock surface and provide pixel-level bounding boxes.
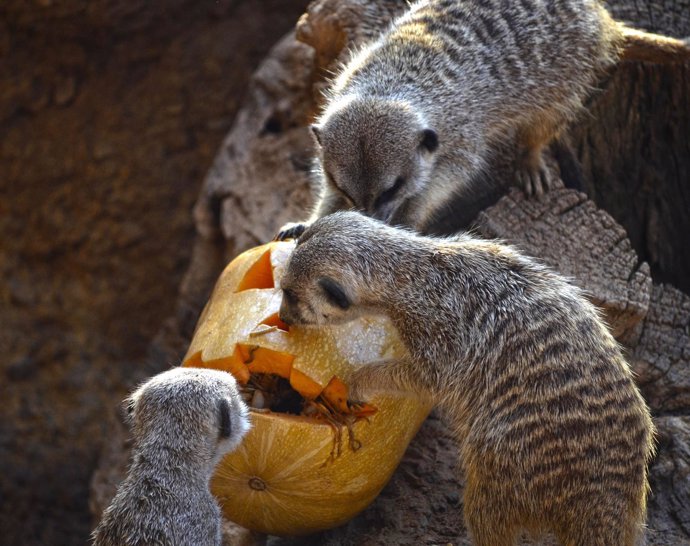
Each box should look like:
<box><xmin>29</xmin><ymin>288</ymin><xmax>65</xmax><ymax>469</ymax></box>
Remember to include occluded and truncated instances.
<box><xmin>0</xmin><ymin>1</ymin><xmax>309</xmax><ymax>544</ymax></box>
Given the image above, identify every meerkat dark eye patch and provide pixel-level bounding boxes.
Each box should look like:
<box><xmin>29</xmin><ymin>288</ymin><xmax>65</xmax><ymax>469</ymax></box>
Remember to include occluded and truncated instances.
<box><xmin>318</xmin><ymin>277</ymin><xmax>350</xmax><ymax>309</ymax></box>
<box><xmin>218</xmin><ymin>398</ymin><xmax>232</xmax><ymax>439</ymax></box>
<box><xmin>420</xmin><ymin>128</ymin><xmax>439</xmax><ymax>153</ymax></box>
<box><xmin>283</xmin><ymin>288</ymin><xmax>298</xmax><ymax>303</ymax></box>
<box><xmin>324</xmin><ymin>170</ymin><xmax>356</xmax><ymax>205</ymax></box>
<box><xmin>374</xmin><ymin>176</ymin><xmax>405</xmax><ymax>209</ymax></box>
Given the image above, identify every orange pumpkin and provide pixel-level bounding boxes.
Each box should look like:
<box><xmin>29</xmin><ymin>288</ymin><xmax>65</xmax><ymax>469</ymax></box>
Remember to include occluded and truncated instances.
<box><xmin>183</xmin><ymin>241</ymin><xmax>432</xmax><ymax>536</ymax></box>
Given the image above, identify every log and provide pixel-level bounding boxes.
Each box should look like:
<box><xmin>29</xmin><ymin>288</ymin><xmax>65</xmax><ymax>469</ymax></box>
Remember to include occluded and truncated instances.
<box><xmin>570</xmin><ymin>1</ymin><xmax>690</xmax><ymax>295</ymax></box>
<box><xmin>646</xmin><ymin>416</ymin><xmax>690</xmax><ymax>545</ymax></box>
<box><xmin>633</xmin><ymin>284</ymin><xmax>690</xmax><ymax>413</ymax></box>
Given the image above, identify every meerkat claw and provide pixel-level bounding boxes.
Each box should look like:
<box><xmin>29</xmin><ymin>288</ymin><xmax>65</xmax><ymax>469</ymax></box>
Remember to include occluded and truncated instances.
<box><xmin>275</xmin><ymin>222</ymin><xmax>307</xmax><ymax>241</ymax></box>
<box><xmin>517</xmin><ymin>157</ymin><xmax>560</xmax><ymax>199</ymax></box>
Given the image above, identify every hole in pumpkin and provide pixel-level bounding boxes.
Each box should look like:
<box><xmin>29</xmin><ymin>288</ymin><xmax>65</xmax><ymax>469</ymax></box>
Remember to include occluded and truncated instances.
<box><xmin>244</xmin><ymin>373</ymin><xmax>304</xmax><ymax>415</ymax></box>
<box><xmin>184</xmin><ymin>346</ymin><xmax>377</xmax><ymax>460</ymax></box>
<box><xmin>242</xmin><ymin>371</ymin><xmax>377</xmax><ymax>461</ymax></box>
<box><xmin>236</xmin><ymin>249</ymin><xmax>274</xmax><ymax>292</ymax></box>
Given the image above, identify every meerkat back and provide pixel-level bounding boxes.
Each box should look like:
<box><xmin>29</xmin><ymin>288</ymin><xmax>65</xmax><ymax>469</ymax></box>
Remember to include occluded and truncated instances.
<box><xmin>92</xmin><ymin>368</ymin><xmax>250</xmax><ymax>546</ymax></box>
<box><xmin>277</xmin><ymin>0</ymin><xmax>627</xmax><ymax>240</ymax></box>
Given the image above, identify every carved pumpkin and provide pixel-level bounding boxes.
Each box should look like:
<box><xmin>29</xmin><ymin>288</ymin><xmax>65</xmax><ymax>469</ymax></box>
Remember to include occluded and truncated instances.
<box><xmin>183</xmin><ymin>241</ymin><xmax>431</xmax><ymax>536</ymax></box>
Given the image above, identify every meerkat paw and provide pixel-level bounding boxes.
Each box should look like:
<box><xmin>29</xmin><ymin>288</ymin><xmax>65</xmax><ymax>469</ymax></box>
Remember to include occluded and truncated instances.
<box><xmin>516</xmin><ymin>156</ymin><xmax>561</xmax><ymax>198</ymax></box>
<box><xmin>347</xmin><ymin>368</ymin><xmax>371</xmax><ymax>403</ymax></box>
<box><xmin>275</xmin><ymin>222</ymin><xmax>308</xmax><ymax>241</ymax></box>
<box><xmin>348</xmin><ymin>360</ymin><xmax>404</xmax><ymax>402</ymax></box>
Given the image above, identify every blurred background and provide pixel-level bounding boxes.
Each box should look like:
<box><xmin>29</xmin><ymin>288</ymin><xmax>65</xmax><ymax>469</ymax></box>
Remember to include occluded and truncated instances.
<box><xmin>0</xmin><ymin>1</ymin><xmax>307</xmax><ymax>543</ymax></box>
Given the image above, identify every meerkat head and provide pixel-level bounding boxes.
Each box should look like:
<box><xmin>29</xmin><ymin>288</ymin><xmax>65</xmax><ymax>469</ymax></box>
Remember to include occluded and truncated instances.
<box><xmin>124</xmin><ymin>368</ymin><xmax>251</xmax><ymax>467</ymax></box>
<box><xmin>279</xmin><ymin>212</ymin><xmax>409</xmax><ymax>327</ymax></box>
<box><xmin>313</xmin><ymin>96</ymin><xmax>439</xmax><ymax>225</ymax></box>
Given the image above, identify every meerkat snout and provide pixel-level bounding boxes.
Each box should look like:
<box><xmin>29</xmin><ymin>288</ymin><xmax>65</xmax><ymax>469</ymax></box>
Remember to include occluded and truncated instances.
<box><xmin>278</xmin><ymin>288</ymin><xmax>299</xmax><ymax>326</ymax></box>
<box><xmin>92</xmin><ymin>367</ymin><xmax>251</xmax><ymax>546</ymax></box>
<box><xmin>279</xmin><ymin>277</ymin><xmax>355</xmax><ymax>327</ymax></box>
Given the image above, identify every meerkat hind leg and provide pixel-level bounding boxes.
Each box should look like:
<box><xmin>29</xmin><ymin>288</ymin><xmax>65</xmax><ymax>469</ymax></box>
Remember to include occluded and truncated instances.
<box><xmin>557</xmin><ymin>513</ymin><xmax>639</xmax><ymax>546</ymax></box>
<box><xmin>515</xmin><ymin>120</ymin><xmax>562</xmax><ymax>198</ymax></box>
<box><xmin>463</xmin><ymin>478</ymin><xmax>519</xmax><ymax>546</ymax></box>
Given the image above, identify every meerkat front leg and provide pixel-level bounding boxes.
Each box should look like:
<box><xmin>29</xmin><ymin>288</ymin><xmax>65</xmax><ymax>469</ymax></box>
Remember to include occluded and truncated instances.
<box><xmin>348</xmin><ymin>359</ymin><xmax>414</xmax><ymax>402</ymax></box>
<box><xmin>514</xmin><ymin>121</ymin><xmax>562</xmax><ymax>198</ymax></box>
<box><xmin>275</xmin><ymin>189</ymin><xmax>350</xmax><ymax>241</ymax></box>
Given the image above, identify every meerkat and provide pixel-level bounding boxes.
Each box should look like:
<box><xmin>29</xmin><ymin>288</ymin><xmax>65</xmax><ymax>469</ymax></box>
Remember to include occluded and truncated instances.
<box><xmin>277</xmin><ymin>0</ymin><xmax>690</xmax><ymax>238</ymax></box>
<box><xmin>278</xmin><ymin>211</ymin><xmax>655</xmax><ymax>546</ymax></box>
<box><xmin>92</xmin><ymin>367</ymin><xmax>250</xmax><ymax>546</ymax></box>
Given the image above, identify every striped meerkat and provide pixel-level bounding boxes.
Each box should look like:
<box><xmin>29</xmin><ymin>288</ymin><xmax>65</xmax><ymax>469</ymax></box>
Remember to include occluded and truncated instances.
<box><xmin>277</xmin><ymin>0</ymin><xmax>688</xmax><ymax>238</ymax></box>
<box><xmin>279</xmin><ymin>211</ymin><xmax>655</xmax><ymax>546</ymax></box>
<box><xmin>92</xmin><ymin>368</ymin><xmax>250</xmax><ymax>546</ymax></box>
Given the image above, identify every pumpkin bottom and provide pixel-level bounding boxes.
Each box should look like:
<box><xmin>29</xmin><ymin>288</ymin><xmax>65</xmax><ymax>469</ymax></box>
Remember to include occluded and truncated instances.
<box><xmin>211</xmin><ymin>393</ymin><xmax>431</xmax><ymax>536</ymax></box>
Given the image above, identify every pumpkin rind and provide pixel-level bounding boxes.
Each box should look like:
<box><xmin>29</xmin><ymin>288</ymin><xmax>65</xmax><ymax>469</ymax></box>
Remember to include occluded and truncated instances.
<box><xmin>183</xmin><ymin>241</ymin><xmax>432</xmax><ymax>535</ymax></box>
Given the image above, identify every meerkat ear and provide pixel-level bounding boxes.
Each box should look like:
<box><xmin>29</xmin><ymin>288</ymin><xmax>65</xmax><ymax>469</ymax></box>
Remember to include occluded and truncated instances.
<box><xmin>310</xmin><ymin>124</ymin><xmax>323</xmax><ymax>146</ymax></box>
<box><xmin>419</xmin><ymin>128</ymin><xmax>439</xmax><ymax>153</ymax></box>
<box><xmin>121</xmin><ymin>396</ymin><xmax>136</xmax><ymax>426</ymax></box>
<box><xmin>218</xmin><ymin>398</ymin><xmax>232</xmax><ymax>439</ymax></box>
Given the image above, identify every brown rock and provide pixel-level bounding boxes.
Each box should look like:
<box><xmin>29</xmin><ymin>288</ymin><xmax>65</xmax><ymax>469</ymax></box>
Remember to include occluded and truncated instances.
<box><xmin>0</xmin><ymin>2</ymin><xmax>309</xmax><ymax>545</ymax></box>
<box><xmin>193</xmin><ymin>33</ymin><xmax>316</xmax><ymax>247</ymax></box>
<box><xmin>88</xmin><ymin>409</ymin><xmax>131</xmax><ymax>525</ymax></box>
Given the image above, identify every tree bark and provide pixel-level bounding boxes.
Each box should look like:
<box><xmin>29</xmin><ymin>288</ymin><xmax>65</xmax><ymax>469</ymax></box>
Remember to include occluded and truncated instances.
<box><xmin>476</xmin><ymin>188</ymin><xmax>652</xmax><ymax>345</ymax></box>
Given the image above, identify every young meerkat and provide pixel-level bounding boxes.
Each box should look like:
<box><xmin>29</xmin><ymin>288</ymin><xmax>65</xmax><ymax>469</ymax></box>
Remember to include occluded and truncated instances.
<box><xmin>278</xmin><ymin>211</ymin><xmax>655</xmax><ymax>546</ymax></box>
<box><xmin>92</xmin><ymin>367</ymin><xmax>250</xmax><ymax>546</ymax></box>
<box><xmin>277</xmin><ymin>0</ymin><xmax>689</xmax><ymax>238</ymax></box>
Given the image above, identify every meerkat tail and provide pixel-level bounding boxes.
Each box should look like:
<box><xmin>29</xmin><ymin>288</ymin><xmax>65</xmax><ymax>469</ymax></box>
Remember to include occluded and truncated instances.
<box><xmin>619</xmin><ymin>25</ymin><xmax>690</xmax><ymax>64</ymax></box>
